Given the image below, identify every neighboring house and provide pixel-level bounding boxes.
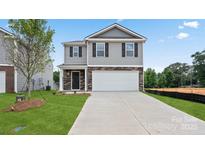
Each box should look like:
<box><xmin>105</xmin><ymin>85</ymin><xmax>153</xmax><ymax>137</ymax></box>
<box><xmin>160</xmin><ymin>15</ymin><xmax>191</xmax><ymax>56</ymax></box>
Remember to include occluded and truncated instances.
<box><xmin>0</xmin><ymin>27</ymin><xmax>53</xmax><ymax>93</ymax></box>
<box><xmin>58</xmin><ymin>23</ymin><xmax>147</xmax><ymax>92</ymax></box>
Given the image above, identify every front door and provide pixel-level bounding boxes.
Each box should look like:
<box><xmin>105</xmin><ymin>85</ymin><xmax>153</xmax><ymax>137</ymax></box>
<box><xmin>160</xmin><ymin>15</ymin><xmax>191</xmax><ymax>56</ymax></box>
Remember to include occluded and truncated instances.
<box><xmin>72</xmin><ymin>72</ymin><xmax>80</xmax><ymax>90</ymax></box>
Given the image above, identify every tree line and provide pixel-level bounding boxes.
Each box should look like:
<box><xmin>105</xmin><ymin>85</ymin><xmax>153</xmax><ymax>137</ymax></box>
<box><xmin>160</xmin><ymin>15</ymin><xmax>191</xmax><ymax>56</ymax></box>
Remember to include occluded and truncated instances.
<box><xmin>144</xmin><ymin>50</ymin><xmax>205</xmax><ymax>88</ymax></box>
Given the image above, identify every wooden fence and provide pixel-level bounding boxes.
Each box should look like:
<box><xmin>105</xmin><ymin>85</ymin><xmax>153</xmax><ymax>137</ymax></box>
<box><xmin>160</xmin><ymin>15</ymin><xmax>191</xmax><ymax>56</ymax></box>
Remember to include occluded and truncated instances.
<box><xmin>145</xmin><ymin>89</ymin><xmax>205</xmax><ymax>104</ymax></box>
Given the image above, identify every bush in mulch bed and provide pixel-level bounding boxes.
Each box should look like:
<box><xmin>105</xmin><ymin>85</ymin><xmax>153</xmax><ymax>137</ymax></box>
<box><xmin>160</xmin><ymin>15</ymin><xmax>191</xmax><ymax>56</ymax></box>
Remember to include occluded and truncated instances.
<box><xmin>2</xmin><ymin>99</ymin><xmax>44</xmax><ymax>112</ymax></box>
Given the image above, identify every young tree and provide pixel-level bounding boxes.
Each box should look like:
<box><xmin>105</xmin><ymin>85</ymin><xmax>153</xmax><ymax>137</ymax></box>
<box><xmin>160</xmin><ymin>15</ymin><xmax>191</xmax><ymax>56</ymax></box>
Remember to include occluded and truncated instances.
<box><xmin>4</xmin><ymin>19</ymin><xmax>55</xmax><ymax>98</ymax></box>
<box><xmin>163</xmin><ymin>68</ymin><xmax>174</xmax><ymax>87</ymax></box>
<box><xmin>191</xmin><ymin>50</ymin><xmax>205</xmax><ymax>86</ymax></box>
<box><xmin>144</xmin><ymin>68</ymin><xmax>157</xmax><ymax>88</ymax></box>
<box><xmin>157</xmin><ymin>73</ymin><xmax>166</xmax><ymax>88</ymax></box>
<box><xmin>53</xmin><ymin>71</ymin><xmax>59</xmax><ymax>83</ymax></box>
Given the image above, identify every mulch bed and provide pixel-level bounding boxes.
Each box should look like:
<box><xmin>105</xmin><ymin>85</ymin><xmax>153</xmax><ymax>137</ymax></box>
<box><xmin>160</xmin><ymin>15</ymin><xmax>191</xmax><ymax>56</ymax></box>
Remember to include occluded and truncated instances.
<box><xmin>65</xmin><ymin>93</ymin><xmax>91</xmax><ymax>96</ymax></box>
<box><xmin>53</xmin><ymin>92</ymin><xmax>91</xmax><ymax>96</ymax></box>
<box><xmin>55</xmin><ymin>91</ymin><xmax>91</xmax><ymax>96</ymax></box>
<box><xmin>3</xmin><ymin>99</ymin><xmax>44</xmax><ymax>112</ymax></box>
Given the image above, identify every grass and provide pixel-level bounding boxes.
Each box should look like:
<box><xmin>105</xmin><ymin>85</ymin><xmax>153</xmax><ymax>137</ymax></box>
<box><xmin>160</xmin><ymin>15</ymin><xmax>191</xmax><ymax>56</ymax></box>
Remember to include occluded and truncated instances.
<box><xmin>0</xmin><ymin>91</ymin><xmax>89</xmax><ymax>135</ymax></box>
<box><xmin>147</xmin><ymin>93</ymin><xmax>205</xmax><ymax>121</ymax></box>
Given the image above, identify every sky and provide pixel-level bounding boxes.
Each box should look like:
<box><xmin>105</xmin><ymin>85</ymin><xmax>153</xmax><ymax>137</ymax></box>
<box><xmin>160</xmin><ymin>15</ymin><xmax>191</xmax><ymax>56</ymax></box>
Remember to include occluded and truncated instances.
<box><xmin>0</xmin><ymin>19</ymin><xmax>204</xmax><ymax>72</ymax></box>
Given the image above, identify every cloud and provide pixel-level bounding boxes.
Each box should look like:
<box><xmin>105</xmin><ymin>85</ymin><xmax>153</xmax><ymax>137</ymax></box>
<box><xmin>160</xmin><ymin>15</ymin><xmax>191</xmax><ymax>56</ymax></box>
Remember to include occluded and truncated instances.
<box><xmin>183</xmin><ymin>21</ymin><xmax>200</xmax><ymax>28</ymax></box>
<box><xmin>167</xmin><ymin>35</ymin><xmax>174</xmax><ymax>39</ymax></box>
<box><xmin>158</xmin><ymin>39</ymin><xmax>165</xmax><ymax>43</ymax></box>
<box><xmin>178</xmin><ymin>25</ymin><xmax>184</xmax><ymax>29</ymax></box>
<box><xmin>116</xmin><ymin>19</ymin><xmax>124</xmax><ymax>23</ymax></box>
<box><xmin>176</xmin><ymin>32</ymin><xmax>189</xmax><ymax>39</ymax></box>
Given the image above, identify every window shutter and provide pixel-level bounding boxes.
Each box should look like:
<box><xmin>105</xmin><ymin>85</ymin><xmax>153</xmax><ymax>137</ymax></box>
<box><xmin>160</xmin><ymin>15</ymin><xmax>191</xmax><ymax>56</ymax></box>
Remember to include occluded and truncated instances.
<box><xmin>70</xmin><ymin>46</ymin><xmax>73</xmax><ymax>57</ymax></box>
<box><xmin>93</xmin><ymin>43</ymin><xmax>96</xmax><ymax>57</ymax></box>
<box><xmin>134</xmin><ymin>43</ymin><xmax>138</xmax><ymax>57</ymax></box>
<box><xmin>105</xmin><ymin>43</ymin><xmax>109</xmax><ymax>57</ymax></box>
<box><xmin>79</xmin><ymin>46</ymin><xmax>82</xmax><ymax>57</ymax></box>
<box><xmin>122</xmin><ymin>43</ymin><xmax>125</xmax><ymax>57</ymax></box>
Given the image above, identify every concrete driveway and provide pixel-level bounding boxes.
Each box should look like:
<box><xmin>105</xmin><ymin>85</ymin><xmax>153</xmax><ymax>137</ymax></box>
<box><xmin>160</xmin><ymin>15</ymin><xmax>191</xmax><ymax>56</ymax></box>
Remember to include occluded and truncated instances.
<box><xmin>69</xmin><ymin>92</ymin><xmax>205</xmax><ymax>135</ymax></box>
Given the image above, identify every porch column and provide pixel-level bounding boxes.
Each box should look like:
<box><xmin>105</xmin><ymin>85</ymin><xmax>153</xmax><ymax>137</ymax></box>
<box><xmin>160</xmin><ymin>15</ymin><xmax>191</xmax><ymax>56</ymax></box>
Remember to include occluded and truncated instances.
<box><xmin>85</xmin><ymin>68</ymin><xmax>87</xmax><ymax>91</ymax></box>
<box><xmin>59</xmin><ymin>68</ymin><xmax>63</xmax><ymax>91</ymax></box>
<box><xmin>14</xmin><ymin>67</ymin><xmax>17</xmax><ymax>93</ymax></box>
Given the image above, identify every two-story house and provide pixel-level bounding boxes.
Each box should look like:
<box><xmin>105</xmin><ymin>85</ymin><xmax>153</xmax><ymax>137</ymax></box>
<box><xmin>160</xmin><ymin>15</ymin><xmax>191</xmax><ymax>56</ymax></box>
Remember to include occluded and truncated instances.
<box><xmin>58</xmin><ymin>23</ymin><xmax>146</xmax><ymax>92</ymax></box>
<box><xmin>0</xmin><ymin>27</ymin><xmax>53</xmax><ymax>93</ymax></box>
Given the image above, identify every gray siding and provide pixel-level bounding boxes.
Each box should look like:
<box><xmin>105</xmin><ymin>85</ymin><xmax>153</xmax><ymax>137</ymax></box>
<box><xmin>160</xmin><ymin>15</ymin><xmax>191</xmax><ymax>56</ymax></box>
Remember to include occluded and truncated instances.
<box><xmin>0</xmin><ymin>30</ymin><xmax>53</xmax><ymax>91</ymax></box>
<box><xmin>17</xmin><ymin>62</ymin><xmax>53</xmax><ymax>91</ymax></box>
<box><xmin>64</xmin><ymin>45</ymin><xmax>87</xmax><ymax>64</ymax></box>
<box><xmin>87</xmin><ymin>42</ymin><xmax>143</xmax><ymax>65</ymax></box>
<box><xmin>0</xmin><ymin>31</ymin><xmax>11</xmax><ymax>64</ymax></box>
<box><xmin>32</xmin><ymin>63</ymin><xmax>53</xmax><ymax>90</ymax></box>
<box><xmin>94</xmin><ymin>28</ymin><xmax>135</xmax><ymax>38</ymax></box>
<box><xmin>17</xmin><ymin>70</ymin><xmax>26</xmax><ymax>91</ymax></box>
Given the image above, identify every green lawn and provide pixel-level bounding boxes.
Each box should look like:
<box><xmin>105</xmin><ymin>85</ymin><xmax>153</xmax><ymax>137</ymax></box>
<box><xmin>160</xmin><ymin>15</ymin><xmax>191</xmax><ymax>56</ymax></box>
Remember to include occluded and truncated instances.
<box><xmin>0</xmin><ymin>91</ymin><xmax>89</xmax><ymax>135</ymax></box>
<box><xmin>147</xmin><ymin>93</ymin><xmax>205</xmax><ymax>121</ymax></box>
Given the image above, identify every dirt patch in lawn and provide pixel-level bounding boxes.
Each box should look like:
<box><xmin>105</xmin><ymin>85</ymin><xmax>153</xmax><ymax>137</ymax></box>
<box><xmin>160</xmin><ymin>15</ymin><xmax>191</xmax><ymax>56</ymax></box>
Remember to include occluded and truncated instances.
<box><xmin>3</xmin><ymin>99</ymin><xmax>44</xmax><ymax>112</ymax></box>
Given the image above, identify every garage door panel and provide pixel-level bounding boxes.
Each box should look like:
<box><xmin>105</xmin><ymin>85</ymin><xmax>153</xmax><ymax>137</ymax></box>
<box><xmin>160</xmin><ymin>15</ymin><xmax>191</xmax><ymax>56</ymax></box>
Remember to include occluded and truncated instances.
<box><xmin>92</xmin><ymin>71</ymin><xmax>139</xmax><ymax>91</ymax></box>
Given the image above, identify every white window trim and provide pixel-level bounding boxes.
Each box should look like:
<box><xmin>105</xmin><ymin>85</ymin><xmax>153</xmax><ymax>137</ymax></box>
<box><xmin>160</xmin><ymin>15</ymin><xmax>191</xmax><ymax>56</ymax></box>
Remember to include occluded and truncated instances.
<box><xmin>125</xmin><ymin>42</ymin><xmax>134</xmax><ymax>57</ymax></box>
<box><xmin>73</xmin><ymin>46</ymin><xmax>79</xmax><ymax>57</ymax></box>
<box><xmin>96</xmin><ymin>43</ymin><xmax>105</xmax><ymax>57</ymax></box>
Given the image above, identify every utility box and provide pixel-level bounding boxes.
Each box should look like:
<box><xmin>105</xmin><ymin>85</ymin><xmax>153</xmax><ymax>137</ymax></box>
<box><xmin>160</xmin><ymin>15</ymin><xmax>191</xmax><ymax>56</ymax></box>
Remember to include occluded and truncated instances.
<box><xmin>16</xmin><ymin>95</ymin><xmax>25</xmax><ymax>102</ymax></box>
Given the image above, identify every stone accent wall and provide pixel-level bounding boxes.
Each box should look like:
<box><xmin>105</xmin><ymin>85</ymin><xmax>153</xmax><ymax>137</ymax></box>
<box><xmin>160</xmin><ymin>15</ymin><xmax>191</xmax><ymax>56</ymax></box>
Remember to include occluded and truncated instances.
<box><xmin>0</xmin><ymin>66</ymin><xmax>14</xmax><ymax>93</ymax></box>
<box><xmin>87</xmin><ymin>67</ymin><xmax>144</xmax><ymax>91</ymax></box>
<box><xmin>63</xmin><ymin>69</ymin><xmax>85</xmax><ymax>91</ymax></box>
<box><xmin>63</xmin><ymin>70</ymin><xmax>71</xmax><ymax>90</ymax></box>
<box><xmin>79</xmin><ymin>70</ymin><xmax>85</xmax><ymax>90</ymax></box>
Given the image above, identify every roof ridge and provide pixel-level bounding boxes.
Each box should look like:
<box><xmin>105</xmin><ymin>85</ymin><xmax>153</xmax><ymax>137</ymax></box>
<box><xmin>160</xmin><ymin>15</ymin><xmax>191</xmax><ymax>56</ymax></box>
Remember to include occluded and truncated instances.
<box><xmin>84</xmin><ymin>23</ymin><xmax>147</xmax><ymax>40</ymax></box>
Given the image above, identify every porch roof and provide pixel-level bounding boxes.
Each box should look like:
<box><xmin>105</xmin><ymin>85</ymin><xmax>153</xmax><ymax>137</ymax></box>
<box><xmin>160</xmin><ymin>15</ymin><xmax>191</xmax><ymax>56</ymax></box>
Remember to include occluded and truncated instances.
<box><xmin>58</xmin><ymin>64</ymin><xmax>87</xmax><ymax>69</ymax></box>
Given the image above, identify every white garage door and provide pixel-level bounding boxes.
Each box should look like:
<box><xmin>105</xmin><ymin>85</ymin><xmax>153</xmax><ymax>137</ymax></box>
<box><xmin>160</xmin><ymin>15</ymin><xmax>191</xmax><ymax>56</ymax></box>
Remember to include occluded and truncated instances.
<box><xmin>92</xmin><ymin>71</ymin><xmax>139</xmax><ymax>91</ymax></box>
<box><xmin>0</xmin><ymin>71</ymin><xmax>6</xmax><ymax>93</ymax></box>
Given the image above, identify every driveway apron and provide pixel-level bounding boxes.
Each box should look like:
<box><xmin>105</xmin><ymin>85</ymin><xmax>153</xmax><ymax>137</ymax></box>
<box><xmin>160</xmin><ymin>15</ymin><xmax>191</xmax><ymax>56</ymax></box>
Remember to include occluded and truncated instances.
<box><xmin>69</xmin><ymin>92</ymin><xmax>205</xmax><ymax>135</ymax></box>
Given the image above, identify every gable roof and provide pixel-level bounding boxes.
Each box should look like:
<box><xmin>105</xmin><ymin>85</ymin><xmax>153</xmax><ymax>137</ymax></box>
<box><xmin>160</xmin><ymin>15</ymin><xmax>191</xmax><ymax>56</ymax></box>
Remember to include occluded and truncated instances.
<box><xmin>85</xmin><ymin>23</ymin><xmax>147</xmax><ymax>40</ymax></box>
<box><xmin>0</xmin><ymin>27</ymin><xmax>13</xmax><ymax>36</ymax></box>
<box><xmin>62</xmin><ymin>40</ymin><xmax>86</xmax><ymax>46</ymax></box>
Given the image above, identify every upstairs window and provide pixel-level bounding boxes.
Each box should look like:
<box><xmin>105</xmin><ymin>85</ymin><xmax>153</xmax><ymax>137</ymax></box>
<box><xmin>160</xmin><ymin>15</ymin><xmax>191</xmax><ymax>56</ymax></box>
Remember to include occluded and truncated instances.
<box><xmin>126</xmin><ymin>43</ymin><xmax>134</xmax><ymax>57</ymax></box>
<box><xmin>96</xmin><ymin>43</ymin><xmax>105</xmax><ymax>57</ymax></box>
<box><xmin>73</xmin><ymin>46</ymin><xmax>79</xmax><ymax>57</ymax></box>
